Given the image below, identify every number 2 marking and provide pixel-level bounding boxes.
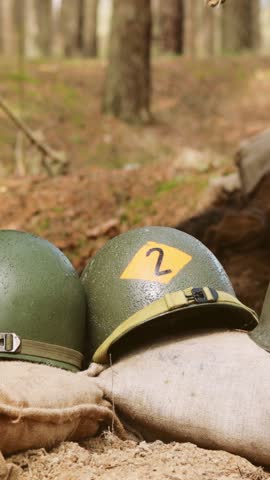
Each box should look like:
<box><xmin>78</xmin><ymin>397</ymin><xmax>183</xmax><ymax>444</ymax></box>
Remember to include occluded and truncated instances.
<box><xmin>146</xmin><ymin>247</ymin><xmax>172</xmax><ymax>277</ymax></box>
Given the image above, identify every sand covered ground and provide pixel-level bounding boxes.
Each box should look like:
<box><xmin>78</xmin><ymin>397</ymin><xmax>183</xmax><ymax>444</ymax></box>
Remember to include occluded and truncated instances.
<box><xmin>7</xmin><ymin>433</ymin><xmax>269</xmax><ymax>480</ymax></box>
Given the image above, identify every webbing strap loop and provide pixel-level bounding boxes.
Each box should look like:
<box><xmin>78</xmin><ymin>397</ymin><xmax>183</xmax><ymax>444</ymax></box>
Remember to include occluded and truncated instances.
<box><xmin>0</xmin><ymin>334</ymin><xmax>83</xmax><ymax>370</ymax></box>
<box><xmin>164</xmin><ymin>287</ymin><xmax>219</xmax><ymax>311</ymax></box>
<box><xmin>164</xmin><ymin>290</ymin><xmax>187</xmax><ymax>311</ymax></box>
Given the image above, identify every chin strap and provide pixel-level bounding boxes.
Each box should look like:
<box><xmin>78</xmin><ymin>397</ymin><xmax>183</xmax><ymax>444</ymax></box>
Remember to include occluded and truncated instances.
<box><xmin>93</xmin><ymin>286</ymin><xmax>259</xmax><ymax>364</ymax></box>
<box><xmin>0</xmin><ymin>333</ymin><xmax>83</xmax><ymax>370</ymax></box>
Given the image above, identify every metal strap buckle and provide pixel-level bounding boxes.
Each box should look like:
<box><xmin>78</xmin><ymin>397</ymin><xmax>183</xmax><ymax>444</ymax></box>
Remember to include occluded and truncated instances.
<box><xmin>0</xmin><ymin>333</ymin><xmax>21</xmax><ymax>353</ymax></box>
<box><xmin>185</xmin><ymin>288</ymin><xmax>218</xmax><ymax>304</ymax></box>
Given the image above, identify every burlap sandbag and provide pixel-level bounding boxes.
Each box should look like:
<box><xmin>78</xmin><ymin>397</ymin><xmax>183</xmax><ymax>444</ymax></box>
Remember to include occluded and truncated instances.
<box><xmin>93</xmin><ymin>329</ymin><xmax>270</xmax><ymax>466</ymax></box>
<box><xmin>0</xmin><ymin>361</ymin><xmax>124</xmax><ymax>455</ymax></box>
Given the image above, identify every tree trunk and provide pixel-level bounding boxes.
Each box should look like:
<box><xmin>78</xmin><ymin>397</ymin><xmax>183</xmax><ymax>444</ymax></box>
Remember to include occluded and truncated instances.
<box><xmin>82</xmin><ymin>0</ymin><xmax>99</xmax><ymax>57</ymax></box>
<box><xmin>184</xmin><ymin>0</ymin><xmax>221</xmax><ymax>57</ymax></box>
<box><xmin>0</xmin><ymin>0</ymin><xmax>17</xmax><ymax>55</ymax></box>
<box><xmin>251</xmin><ymin>0</ymin><xmax>261</xmax><ymax>50</ymax></box>
<box><xmin>151</xmin><ymin>0</ymin><xmax>161</xmax><ymax>50</ymax></box>
<box><xmin>194</xmin><ymin>3</ymin><xmax>212</xmax><ymax>56</ymax></box>
<box><xmin>159</xmin><ymin>0</ymin><xmax>184</xmax><ymax>54</ymax></box>
<box><xmin>104</xmin><ymin>0</ymin><xmax>152</xmax><ymax>123</ymax></box>
<box><xmin>24</xmin><ymin>0</ymin><xmax>40</xmax><ymax>58</ymax></box>
<box><xmin>59</xmin><ymin>0</ymin><xmax>81</xmax><ymax>56</ymax></box>
<box><xmin>12</xmin><ymin>0</ymin><xmax>41</xmax><ymax>59</ymax></box>
<box><xmin>183</xmin><ymin>0</ymin><xmax>196</xmax><ymax>55</ymax></box>
<box><xmin>222</xmin><ymin>0</ymin><xmax>260</xmax><ymax>52</ymax></box>
<box><xmin>1</xmin><ymin>0</ymin><xmax>51</xmax><ymax>59</ymax></box>
<box><xmin>211</xmin><ymin>7</ymin><xmax>222</xmax><ymax>55</ymax></box>
<box><xmin>35</xmin><ymin>0</ymin><xmax>53</xmax><ymax>56</ymax></box>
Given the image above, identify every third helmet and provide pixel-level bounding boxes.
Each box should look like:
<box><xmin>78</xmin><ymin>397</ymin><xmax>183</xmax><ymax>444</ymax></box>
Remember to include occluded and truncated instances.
<box><xmin>249</xmin><ymin>283</ymin><xmax>270</xmax><ymax>353</ymax></box>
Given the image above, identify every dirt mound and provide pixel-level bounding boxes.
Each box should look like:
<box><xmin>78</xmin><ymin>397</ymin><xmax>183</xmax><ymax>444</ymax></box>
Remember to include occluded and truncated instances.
<box><xmin>179</xmin><ymin>174</ymin><xmax>270</xmax><ymax>313</ymax></box>
<box><xmin>9</xmin><ymin>433</ymin><xmax>269</xmax><ymax>480</ymax></box>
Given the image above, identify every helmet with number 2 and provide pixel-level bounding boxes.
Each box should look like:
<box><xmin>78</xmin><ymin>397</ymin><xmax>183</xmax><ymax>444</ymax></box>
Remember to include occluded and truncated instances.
<box><xmin>81</xmin><ymin>226</ymin><xmax>258</xmax><ymax>364</ymax></box>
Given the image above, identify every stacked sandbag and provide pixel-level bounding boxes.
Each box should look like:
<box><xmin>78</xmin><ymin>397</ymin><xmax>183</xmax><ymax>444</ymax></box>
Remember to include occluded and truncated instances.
<box><xmin>94</xmin><ymin>329</ymin><xmax>270</xmax><ymax>467</ymax></box>
<box><xmin>0</xmin><ymin>360</ymin><xmax>124</xmax><ymax>455</ymax></box>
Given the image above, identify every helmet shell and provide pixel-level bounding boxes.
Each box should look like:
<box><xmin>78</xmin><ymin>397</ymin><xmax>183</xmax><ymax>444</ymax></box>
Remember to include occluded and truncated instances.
<box><xmin>249</xmin><ymin>283</ymin><xmax>270</xmax><ymax>352</ymax></box>
<box><xmin>0</xmin><ymin>230</ymin><xmax>86</xmax><ymax>371</ymax></box>
<box><xmin>81</xmin><ymin>226</ymin><xmax>258</xmax><ymax>362</ymax></box>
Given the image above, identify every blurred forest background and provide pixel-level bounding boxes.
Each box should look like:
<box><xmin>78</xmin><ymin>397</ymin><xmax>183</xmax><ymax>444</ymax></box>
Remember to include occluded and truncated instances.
<box><xmin>0</xmin><ymin>0</ymin><xmax>270</xmax><ymax>314</ymax></box>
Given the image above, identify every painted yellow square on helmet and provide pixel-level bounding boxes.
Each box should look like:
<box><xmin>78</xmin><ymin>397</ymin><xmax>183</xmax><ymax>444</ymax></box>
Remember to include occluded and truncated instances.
<box><xmin>120</xmin><ymin>241</ymin><xmax>192</xmax><ymax>285</ymax></box>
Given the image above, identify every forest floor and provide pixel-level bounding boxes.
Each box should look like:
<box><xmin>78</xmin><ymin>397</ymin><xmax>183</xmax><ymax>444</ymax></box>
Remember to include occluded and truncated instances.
<box><xmin>1</xmin><ymin>54</ymin><xmax>270</xmax><ymax>478</ymax></box>
<box><xmin>0</xmin><ymin>54</ymin><xmax>270</xmax><ymax>313</ymax></box>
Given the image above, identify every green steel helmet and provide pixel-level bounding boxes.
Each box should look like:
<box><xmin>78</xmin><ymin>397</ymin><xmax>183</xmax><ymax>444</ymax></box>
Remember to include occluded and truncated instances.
<box><xmin>249</xmin><ymin>283</ymin><xmax>270</xmax><ymax>353</ymax></box>
<box><xmin>0</xmin><ymin>230</ymin><xmax>86</xmax><ymax>371</ymax></box>
<box><xmin>81</xmin><ymin>226</ymin><xmax>258</xmax><ymax>364</ymax></box>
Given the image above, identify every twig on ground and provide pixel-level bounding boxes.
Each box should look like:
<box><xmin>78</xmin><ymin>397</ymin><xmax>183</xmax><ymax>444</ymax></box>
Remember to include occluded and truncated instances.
<box><xmin>86</xmin><ymin>219</ymin><xmax>120</xmax><ymax>239</ymax></box>
<box><xmin>0</xmin><ymin>96</ymin><xmax>67</xmax><ymax>176</ymax></box>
